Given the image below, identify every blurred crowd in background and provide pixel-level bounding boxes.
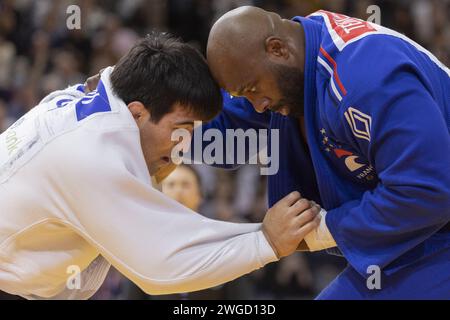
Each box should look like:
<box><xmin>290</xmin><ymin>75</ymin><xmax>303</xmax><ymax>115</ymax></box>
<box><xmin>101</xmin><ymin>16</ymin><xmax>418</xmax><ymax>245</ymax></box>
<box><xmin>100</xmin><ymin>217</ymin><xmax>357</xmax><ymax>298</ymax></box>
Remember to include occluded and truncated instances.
<box><xmin>0</xmin><ymin>0</ymin><xmax>448</xmax><ymax>299</ymax></box>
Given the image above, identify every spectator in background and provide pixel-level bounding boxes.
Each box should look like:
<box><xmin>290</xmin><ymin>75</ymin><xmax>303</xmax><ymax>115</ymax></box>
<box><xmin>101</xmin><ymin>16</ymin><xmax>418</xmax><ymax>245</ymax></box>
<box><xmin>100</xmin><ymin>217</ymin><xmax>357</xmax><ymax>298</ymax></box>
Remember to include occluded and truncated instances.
<box><xmin>162</xmin><ymin>164</ymin><xmax>203</xmax><ymax>211</ymax></box>
<box><xmin>0</xmin><ymin>99</ymin><xmax>11</xmax><ymax>133</ymax></box>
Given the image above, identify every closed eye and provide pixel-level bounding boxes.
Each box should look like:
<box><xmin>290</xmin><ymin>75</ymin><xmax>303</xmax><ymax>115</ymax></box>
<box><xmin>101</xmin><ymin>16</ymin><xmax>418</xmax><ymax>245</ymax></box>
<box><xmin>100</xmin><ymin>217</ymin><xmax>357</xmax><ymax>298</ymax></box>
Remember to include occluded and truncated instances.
<box><xmin>247</xmin><ymin>86</ymin><xmax>257</xmax><ymax>93</ymax></box>
<box><xmin>232</xmin><ymin>82</ymin><xmax>258</xmax><ymax>97</ymax></box>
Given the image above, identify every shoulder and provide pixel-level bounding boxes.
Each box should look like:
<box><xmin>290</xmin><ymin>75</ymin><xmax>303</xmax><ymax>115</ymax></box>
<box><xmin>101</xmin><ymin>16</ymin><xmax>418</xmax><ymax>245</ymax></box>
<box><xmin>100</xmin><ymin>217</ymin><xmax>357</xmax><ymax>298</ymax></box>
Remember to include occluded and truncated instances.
<box><xmin>311</xmin><ymin>10</ymin><xmax>431</xmax><ymax>105</ymax></box>
<box><xmin>42</xmin><ymin>120</ymin><xmax>147</xmax><ymax>186</ymax></box>
<box><xmin>330</xmin><ymin>37</ymin><xmax>417</xmax><ymax>105</ymax></box>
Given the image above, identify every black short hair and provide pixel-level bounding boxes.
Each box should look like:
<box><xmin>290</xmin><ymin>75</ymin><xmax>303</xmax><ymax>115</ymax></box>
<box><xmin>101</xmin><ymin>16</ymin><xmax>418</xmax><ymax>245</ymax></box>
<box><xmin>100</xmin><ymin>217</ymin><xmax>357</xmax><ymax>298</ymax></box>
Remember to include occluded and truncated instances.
<box><xmin>110</xmin><ymin>32</ymin><xmax>222</xmax><ymax>123</ymax></box>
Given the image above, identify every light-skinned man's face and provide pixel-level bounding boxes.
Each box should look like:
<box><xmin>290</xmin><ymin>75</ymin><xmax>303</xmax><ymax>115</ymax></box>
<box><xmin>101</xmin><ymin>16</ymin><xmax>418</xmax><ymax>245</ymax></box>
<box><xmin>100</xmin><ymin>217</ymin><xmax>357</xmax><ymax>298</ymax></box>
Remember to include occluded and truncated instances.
<box><xmin>128</xmin><ymin>102</ymin><xmax>196</xmax><ymax>176</ymax></box>
<box><xmin>161</xmin><ymin>165</ymin><xmax>202</xmax><ymax>211</ymax></box>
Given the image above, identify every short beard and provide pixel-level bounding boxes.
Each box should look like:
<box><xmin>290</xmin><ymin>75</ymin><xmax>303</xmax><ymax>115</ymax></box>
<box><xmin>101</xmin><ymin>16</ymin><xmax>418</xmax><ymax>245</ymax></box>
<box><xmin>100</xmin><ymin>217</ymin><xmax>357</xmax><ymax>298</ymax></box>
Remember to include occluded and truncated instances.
<box><xmin>270</xmin><ymin>63</ymin><xmax>305</xmax><ymax>117</ymax></box>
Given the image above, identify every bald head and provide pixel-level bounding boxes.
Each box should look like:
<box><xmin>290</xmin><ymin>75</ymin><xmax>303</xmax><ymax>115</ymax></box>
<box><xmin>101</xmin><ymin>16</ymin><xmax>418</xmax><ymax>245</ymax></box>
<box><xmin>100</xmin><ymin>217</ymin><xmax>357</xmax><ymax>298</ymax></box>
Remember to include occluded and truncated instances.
<box><xmin>207</xmin><ymin>7</ymin><xmax>283</xmax><ymax>86</ymax></box>
<box><xmin>208</xmin><ymin>6</ymin><xmax>280</xmax><ymax>58</ymax></box>
<box><xmin>206</xmin><ymin>6</ymin><xmax>306</xmax><ymax>117</ymax></box>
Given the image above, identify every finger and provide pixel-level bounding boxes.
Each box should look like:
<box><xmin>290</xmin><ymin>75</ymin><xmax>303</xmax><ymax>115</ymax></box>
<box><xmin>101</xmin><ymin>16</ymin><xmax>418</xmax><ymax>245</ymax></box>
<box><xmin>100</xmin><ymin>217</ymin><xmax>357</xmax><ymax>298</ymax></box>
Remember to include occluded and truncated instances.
<box><xmin>293</xmin><ymin>205</ymin><xmax>320</xmax><ymax>227</ymax></box>
<box><xmin>287</xmin><ymin>198</ymin><xmax>310</xmax><ymax>217</ymax></box>
<box><xmin>87</xmin><ymin>75</ymin><xmax>100</xmax><ymax>90</ymax></box>
<box><xmin>276</xmin><ymin>191</ymin><xmax>301</xmax><ymax>207</ymax></box>
<box><xmin>294</xmin><ymin>215</ymin><xmax>321</xmax><ymax>239</ymax></box>
<box><xmin>85</xmin><ymin>79</ymin><xmax>94</xmax><ymax>92</ymax></box>
<box><xmin>308</xmin><ymin>201</ymin><xmax>321</xmax><ymax>213</ymax></box>
<box><xmin>310</xmin><ymin>201</ymin><xmax>323</xmax><ymax>211</ymax></box>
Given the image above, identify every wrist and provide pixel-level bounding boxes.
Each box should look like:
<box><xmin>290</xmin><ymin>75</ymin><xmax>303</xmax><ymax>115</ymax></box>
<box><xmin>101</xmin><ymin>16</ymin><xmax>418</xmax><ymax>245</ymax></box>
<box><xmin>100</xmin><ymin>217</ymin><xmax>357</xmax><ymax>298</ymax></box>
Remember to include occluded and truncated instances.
<box><xmin>261</xmin><ymin>224</ymin><xmax>280</xmax><ymax>259</ymax></box>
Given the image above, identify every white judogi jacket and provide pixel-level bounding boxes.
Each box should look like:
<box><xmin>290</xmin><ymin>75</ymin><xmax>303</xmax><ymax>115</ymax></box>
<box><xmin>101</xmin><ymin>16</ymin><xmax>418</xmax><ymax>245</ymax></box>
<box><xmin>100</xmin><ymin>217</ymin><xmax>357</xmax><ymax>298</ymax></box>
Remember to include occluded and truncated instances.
<box><xmin>0</xmin><ymin>67</ymin><xmax>277</xmax><ymax>299</ymax></box>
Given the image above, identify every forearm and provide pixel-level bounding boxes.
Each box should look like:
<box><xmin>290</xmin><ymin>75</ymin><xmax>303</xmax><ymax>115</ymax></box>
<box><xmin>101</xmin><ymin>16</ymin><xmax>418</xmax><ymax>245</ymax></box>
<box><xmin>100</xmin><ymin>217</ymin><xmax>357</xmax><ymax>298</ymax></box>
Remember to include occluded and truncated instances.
<box><xmin>75</xmin><ymin>214</ymin><xmax>277</xmax><ymax>295</ymax></box>
<box><xmin>115</xmin><ymin>228</ymin><xmax>277</xmax><ymax>295</ymax></box>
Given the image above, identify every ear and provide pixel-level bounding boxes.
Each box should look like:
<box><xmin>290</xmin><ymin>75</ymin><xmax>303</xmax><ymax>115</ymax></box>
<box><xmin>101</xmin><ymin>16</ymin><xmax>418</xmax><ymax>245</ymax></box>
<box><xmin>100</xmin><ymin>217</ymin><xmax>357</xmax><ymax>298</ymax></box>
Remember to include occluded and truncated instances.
<box><xmin>265</xmin><ymin>36</ymin><xmax>289</xmax><ymax>61</ymax></box>
<box><xmin>128</xmin><ymin>101</ymin><xmax>151</xmax><ymax>128</ymax></box>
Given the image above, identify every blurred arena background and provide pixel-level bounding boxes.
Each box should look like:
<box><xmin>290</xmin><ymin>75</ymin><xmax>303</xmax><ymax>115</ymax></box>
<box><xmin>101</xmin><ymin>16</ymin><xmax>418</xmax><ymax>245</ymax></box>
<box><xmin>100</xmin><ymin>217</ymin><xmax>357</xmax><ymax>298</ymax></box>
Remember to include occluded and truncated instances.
<box><xmin>0</xmin><ymin>0</ymin><xmax>448</xmax><ymax>300</ymax></box>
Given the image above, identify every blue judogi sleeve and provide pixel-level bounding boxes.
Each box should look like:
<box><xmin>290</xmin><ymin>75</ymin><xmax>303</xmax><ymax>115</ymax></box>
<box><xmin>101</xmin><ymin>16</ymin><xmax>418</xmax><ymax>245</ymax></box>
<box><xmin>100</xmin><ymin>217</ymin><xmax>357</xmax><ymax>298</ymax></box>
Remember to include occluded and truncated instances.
<box><xmin>190</xmin><ymin>91</ymin><xmax>271</xmax><ymax>169</ymax></box>
<box><xmin>325</xmin><ymin>41</ymin><xmax>450</xmax><ymax>277</ymax></box>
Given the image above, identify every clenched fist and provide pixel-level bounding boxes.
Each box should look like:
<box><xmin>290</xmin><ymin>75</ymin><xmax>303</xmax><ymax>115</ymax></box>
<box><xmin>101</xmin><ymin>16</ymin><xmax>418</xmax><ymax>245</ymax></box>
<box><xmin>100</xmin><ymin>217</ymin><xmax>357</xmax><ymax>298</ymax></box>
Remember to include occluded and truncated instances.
<box><xmin>262</xmin><ymin>191</ymin><xmax>321</xmax><ymax>258</ymax></box>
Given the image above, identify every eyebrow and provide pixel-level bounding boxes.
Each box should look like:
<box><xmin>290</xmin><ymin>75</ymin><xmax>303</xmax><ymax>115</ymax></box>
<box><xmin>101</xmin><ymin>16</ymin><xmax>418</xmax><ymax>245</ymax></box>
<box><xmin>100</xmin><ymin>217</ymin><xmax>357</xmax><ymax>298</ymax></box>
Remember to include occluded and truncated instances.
<box><xmin>174</xmin><ymin>120</ymin><xmax>195</xmax><ymax>126</ymax></box>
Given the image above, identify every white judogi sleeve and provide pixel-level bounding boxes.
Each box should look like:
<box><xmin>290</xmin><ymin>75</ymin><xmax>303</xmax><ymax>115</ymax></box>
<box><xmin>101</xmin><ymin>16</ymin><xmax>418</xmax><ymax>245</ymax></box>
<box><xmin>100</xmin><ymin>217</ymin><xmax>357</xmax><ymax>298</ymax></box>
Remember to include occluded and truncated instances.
<box><xmin>0</xmin><ymin>68</ymin><xmax>277</xmax><ymax>298</ymax></box>
<box><xmin>45</xmin><ymin>123</ymin><xmax>278</xmax><ymax>295</ymax></box>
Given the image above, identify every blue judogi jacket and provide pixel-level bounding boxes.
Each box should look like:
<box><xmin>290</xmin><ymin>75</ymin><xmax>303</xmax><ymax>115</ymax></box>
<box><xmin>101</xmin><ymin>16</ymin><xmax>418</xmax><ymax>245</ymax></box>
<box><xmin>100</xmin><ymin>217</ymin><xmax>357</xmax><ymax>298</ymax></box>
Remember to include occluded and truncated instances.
<box><xmin>196</xmin><ymin>11</ymin><xmax>450</xmax><ymax>278</ymax></box>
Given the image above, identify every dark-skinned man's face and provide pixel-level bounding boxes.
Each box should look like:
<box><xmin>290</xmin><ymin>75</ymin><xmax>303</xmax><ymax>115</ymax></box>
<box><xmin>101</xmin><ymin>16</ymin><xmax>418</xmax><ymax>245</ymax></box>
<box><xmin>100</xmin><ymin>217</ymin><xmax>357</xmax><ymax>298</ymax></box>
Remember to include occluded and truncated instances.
<box><xmin>207</xmin><ymin>7</ymin><xmax>306</xmax><ymax>117</ymax></box>
<box><xmin>217</xmin><ymin>59</ymin><xmax>304</xmax><ymax>118</ymax></box>
<box><xmin>268</xmin><ymin>62</ymin><xmax>304</xmax><ymax>117</ymax></box>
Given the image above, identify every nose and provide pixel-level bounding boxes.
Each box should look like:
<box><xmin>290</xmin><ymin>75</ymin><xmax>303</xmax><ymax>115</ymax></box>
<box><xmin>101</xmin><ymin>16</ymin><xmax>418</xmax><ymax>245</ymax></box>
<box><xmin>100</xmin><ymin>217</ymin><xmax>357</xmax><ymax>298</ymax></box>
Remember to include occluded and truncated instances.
<box><xmin>248</xmin><ymin>97</ymin><xmax>271</xmax><ymax>113</ymax></box>
<box><xmin>173</xmin><ymin>185</ymin><xmax>184</xmax><ymax>195</ymax></box>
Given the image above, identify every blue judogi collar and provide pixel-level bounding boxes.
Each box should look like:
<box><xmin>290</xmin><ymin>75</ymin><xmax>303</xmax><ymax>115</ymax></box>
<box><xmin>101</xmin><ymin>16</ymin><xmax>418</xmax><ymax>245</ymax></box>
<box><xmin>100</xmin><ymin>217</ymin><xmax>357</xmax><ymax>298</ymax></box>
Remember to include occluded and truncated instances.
<box><xmin>271</xmin><ymin>16</ymin><xmax>368</xmax><ymax>211</ymax></box>
<box><xmin>266</xmin><ymin>16</ymin><xmax>324</xmax><ymax>208</ymax></box>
